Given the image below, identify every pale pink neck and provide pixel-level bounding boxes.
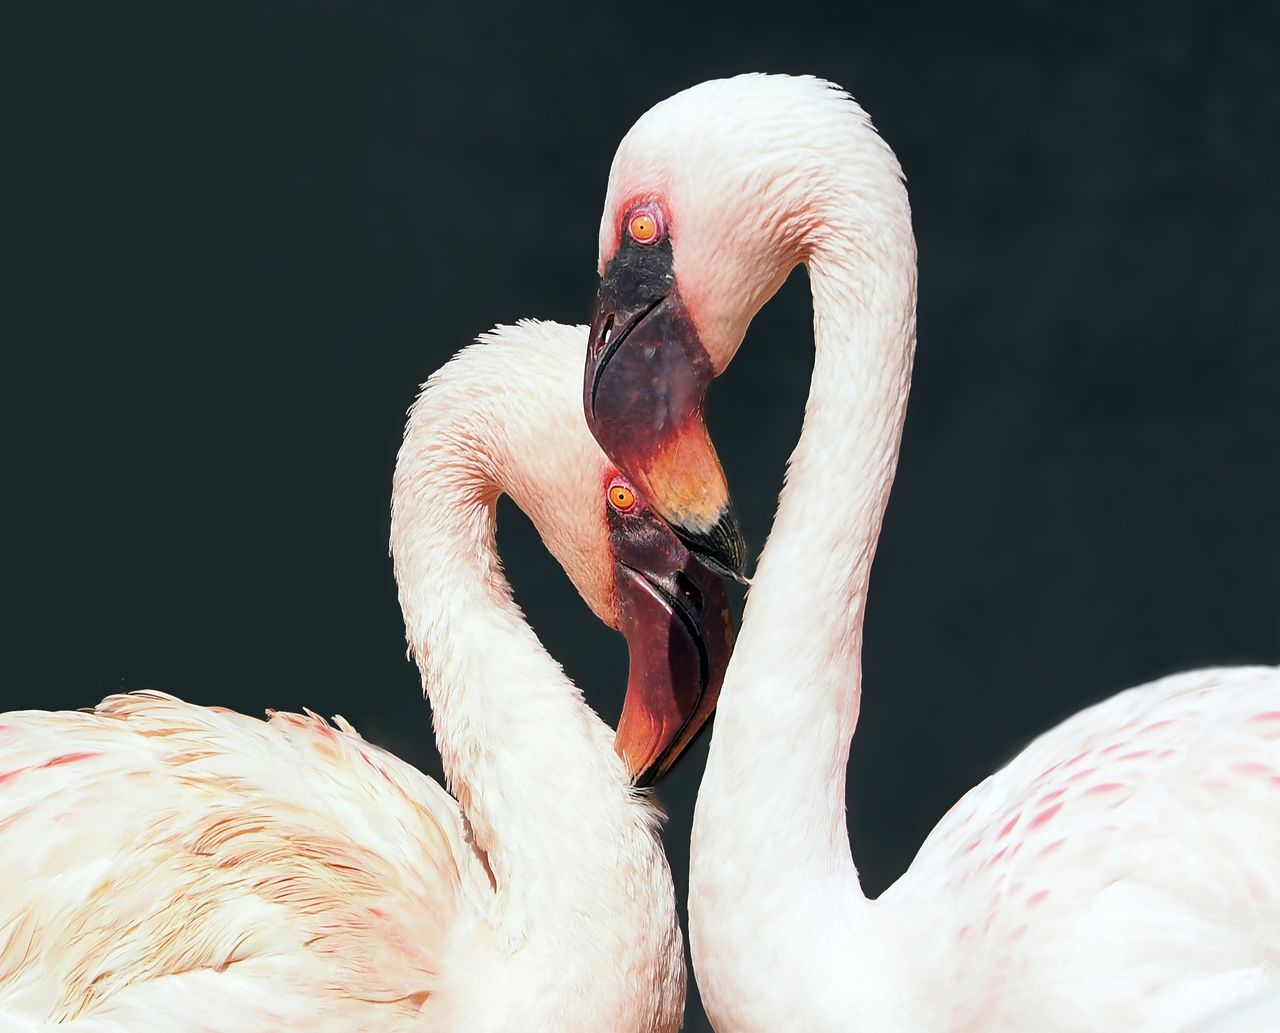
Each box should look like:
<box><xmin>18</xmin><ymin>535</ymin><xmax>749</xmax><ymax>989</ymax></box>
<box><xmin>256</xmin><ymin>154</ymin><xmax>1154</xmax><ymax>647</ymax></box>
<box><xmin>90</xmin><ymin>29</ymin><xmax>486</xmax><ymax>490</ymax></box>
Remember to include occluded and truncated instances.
<box><xmin>390</xmin><ymin>447</ymin><xmax>641</xmax><ymax>917</ymax></box>
<box><xmin>695</xmin><ymin>184</ymin><xmax>917</xmax><ymax>896</ymax></box>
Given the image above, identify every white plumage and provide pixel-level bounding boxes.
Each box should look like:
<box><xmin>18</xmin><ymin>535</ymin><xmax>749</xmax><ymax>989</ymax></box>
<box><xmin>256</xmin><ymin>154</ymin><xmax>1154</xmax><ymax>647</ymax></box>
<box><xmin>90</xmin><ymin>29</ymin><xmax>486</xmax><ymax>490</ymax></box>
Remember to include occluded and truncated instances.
<box><xmin>0</xmin><ymin>694</ymin><xmax>479</xmax><ymax>1030</ymax></box>
<box><xmin>588</xmin><ymin>74</ymin><xmax>1280</xmax><ymax>1031</ymax></box>
<box><xmin>887</xmin><ymin>666</ymin><xmax>1280</xmax><ymax>1031</ymax></box>
<box><xmin>1192</xmin><ymin>989</ymin><xmax>1280</xmax><ymax>1032</ymax></box>
<box><xmin>0</xmin><ymin>322</ymin><xmax>685</xmax><ymax>1032</ymax></box>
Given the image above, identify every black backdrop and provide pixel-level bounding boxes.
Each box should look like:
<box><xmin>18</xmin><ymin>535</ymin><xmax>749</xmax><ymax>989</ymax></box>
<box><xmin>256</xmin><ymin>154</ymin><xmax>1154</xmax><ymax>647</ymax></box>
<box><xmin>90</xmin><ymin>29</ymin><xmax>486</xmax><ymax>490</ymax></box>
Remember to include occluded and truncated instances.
<box><xmin>16</xmin><ymin>3</ymin><xmax>1280</xmax><ymax>1029</ymax></box>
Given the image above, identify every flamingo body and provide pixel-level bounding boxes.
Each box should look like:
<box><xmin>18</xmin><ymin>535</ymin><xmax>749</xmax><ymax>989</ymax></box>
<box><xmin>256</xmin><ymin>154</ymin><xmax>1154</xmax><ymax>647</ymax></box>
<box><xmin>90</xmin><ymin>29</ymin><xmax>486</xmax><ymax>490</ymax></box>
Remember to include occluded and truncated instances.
<box><xmin>0</xmin><ymin>693</ymin><xmax>478</xmax><ymax>1031</ymax></box>
<box><xmin>898</xmin><ymin>666</ymin><xmax>1280</xmax><ymax>1029</ymax></box>
<box><xmin>693</xmin><ymin>666</ymin><xmax>1280</xmax><ymax>1033</ymax></box>
<box><xmin>584</xmin><ymin>74</ymin><xmax>1280</xmax><ymax>1032</ymax></box>
<box><xmin>0</xmin><ymin>323</ymin><xmax>692</xmax><ymax>1032</ymax></box>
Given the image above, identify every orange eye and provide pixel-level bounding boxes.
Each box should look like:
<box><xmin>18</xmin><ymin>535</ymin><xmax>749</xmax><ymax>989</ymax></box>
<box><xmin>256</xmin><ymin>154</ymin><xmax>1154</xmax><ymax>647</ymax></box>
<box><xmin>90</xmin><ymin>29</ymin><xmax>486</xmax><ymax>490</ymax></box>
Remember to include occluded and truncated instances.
<box><xmin>608</xmin><ymin>483</ymin><xmax>636</xmax><ymax>511</ymax></box>
<box><xmin>627</xmin><ymin>206</ymin><xmax>663</xmax><ymax>245</ymax></box>
<box><xmin>629</xmin><ymin>213</ymin><xmax>657</xmax><ymax>242</ymax></box>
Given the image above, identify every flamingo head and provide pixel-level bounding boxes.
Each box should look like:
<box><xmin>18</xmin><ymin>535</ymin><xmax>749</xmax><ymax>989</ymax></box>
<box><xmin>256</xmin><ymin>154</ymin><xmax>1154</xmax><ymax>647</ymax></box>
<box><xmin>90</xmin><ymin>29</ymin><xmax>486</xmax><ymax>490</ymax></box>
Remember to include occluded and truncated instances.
<box><xmin>534</xmin><ymin>453</ymin><xmax>734</xmax><ymax>787</ymax></box>
<box><xmin>416</xmin><ymin>322</ymin><xmax>736</xmax><ymax>786</ymax></box>
<box><xmin>584</xmin><ymin>75</ymin><xmax>891</xmax><ymax>564</ymax></box>
<box><xmin>601</xmin><ymin>470</ymin><xmax>735</xmax><ymax>785</ymax></box>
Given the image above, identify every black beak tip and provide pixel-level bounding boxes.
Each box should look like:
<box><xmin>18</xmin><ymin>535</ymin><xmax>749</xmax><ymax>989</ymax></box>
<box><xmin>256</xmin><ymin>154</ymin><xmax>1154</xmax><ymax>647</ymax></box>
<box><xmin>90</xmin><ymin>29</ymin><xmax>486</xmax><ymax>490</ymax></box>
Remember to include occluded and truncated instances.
<box><xmin>675</xmin><ymin>511</ymin><xmax>749</xmax><ymax>583</ymax></box>
<box><xmin>634</xmin><ymin>765</ymin><xmax>660</xmax><ymax>789</ymax></box>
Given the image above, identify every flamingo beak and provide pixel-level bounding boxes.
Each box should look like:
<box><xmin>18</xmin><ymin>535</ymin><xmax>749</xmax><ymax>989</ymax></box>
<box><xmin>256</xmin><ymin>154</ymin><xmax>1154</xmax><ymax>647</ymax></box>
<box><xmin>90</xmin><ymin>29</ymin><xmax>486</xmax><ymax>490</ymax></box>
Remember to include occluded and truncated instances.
<box><xmin>585</xmin><ymin>261</ymin><xmax>747</xmax><ymax>581</ymax></box>
<box><xmin>610</xmin><ymin>509</ymin><xmax>735</xmax><ymax>786</ymax></box>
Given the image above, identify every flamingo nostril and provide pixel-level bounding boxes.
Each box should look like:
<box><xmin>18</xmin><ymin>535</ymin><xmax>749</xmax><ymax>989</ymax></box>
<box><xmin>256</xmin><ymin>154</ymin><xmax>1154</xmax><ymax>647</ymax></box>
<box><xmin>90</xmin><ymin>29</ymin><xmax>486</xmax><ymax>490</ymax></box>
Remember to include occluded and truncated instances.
<box><xmin>674</xmin><ymin>572</ymin><xmax>704</xmax><ymax>615</ymax></box>
<box><xmin>598</xmin><ymin>313</ymin><xmax>615</xmax><ymax>350</ymax></box>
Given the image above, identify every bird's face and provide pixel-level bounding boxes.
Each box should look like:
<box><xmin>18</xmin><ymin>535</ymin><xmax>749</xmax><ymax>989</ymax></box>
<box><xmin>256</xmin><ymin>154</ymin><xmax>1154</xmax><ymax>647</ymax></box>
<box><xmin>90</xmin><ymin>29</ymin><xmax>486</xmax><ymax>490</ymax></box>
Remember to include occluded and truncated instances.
<box><xmin>602</xmin><ymin>471</ymin><xmax>734</xmax><ymax>787</ymax></box>
<box><xmin>477</xmin><ymin>322</ymin><xmax>734</xmax><ymax>786</ymax></box>
<box><xmin>584</xmin><ymin>77</ymin><xmax>824</xmax><ymax>577</ymax></box>
<box><xmin>535</xmin><ymin>462</ymin><xmax>736</xmax><ymax>786</ymax></box>
<box><xmin>585</xmin><ymin>205</ymin><xmax>746</xmax><ymax>582</ymax></box>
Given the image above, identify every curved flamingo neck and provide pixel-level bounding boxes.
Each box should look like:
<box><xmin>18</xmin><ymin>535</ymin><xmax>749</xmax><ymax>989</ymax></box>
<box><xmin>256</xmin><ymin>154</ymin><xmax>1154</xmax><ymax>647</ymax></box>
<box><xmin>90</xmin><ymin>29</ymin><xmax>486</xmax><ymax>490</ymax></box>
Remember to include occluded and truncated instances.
<box><xmin>691</xmin><ymin>163</ymin><xmax>918</xmax><ymax>1027</ymax></box>
<box><xmin>390</xmin><ymin>427</ymin><xmax>650</xmax><ymax>920</ymax></box>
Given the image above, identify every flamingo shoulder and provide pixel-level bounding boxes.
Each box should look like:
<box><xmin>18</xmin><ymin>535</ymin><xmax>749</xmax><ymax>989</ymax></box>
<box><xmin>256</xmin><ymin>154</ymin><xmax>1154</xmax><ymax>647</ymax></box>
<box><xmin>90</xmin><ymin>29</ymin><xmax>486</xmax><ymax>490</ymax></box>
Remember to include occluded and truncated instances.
<box><xmin>0</xmin><ymin>691</ymin><xmax>491</xmax><ymax>1031</ymax></box>
<box><xmin>886</xmin><ymin>665</ymin><xmax>1280</xmax><ymax>1030</ymax></box>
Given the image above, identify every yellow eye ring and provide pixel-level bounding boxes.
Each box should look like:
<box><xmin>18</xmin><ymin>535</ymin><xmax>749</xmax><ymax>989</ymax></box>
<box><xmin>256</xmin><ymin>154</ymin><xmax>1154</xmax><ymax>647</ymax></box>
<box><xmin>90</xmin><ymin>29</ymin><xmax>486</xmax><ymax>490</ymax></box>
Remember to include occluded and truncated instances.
<box><xmin>629</xmin><ymin>213</ymin><xmax>657</xmax><ymax>243</ymax></box>
<box><xmin>608</xmin><ymin>483</ymin><xmax>636</xmax><ymax>512</ymax></box>
<box><xmin>626</xmin><ymin>205</ymin><xmax>664</xmax><ymax>245</ymax></box>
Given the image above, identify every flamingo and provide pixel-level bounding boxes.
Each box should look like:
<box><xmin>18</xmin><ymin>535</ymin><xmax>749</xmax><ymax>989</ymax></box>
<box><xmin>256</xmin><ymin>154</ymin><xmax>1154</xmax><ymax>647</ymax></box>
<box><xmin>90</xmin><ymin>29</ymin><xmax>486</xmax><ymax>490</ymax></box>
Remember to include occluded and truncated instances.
<box><xmin>582</xmin><ymin>74</ymin><xmax>1280</xmax><ymax>1031</ymax></box>
<box><xmin>0</xmin><ymin>320</ymin><xmax>733</xmax><ymax>1032</ymax></box>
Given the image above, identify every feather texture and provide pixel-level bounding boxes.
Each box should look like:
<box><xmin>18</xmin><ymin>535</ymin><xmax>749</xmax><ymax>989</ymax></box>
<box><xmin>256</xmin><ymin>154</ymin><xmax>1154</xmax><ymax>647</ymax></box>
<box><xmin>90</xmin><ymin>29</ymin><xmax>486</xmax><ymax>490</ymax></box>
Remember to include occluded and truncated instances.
<box><xmin>0</xmin><ymin>692</ymin><xmax>477</xmax><ymax>1030</ymax></box>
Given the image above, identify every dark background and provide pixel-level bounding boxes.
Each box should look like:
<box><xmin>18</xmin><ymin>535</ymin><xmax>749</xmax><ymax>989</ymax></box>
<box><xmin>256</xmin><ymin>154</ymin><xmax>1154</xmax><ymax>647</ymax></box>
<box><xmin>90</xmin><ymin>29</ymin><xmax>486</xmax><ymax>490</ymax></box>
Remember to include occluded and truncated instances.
<box><xmin>16</xmin><ymin>3</ymin><xmax>1279</xmax><ymax>1029</ymax></box>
